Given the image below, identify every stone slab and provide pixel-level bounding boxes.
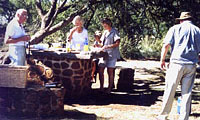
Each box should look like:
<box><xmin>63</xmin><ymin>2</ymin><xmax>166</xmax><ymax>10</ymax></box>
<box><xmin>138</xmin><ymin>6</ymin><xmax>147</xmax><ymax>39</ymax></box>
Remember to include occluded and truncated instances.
<box><xmin>30</xmin><ymin>49</ymin><xmax>108</xmax><ymax>60</ymax></box>
<box><xmin>0</xmin><ymin>65</ymin><xmax>28</xmax><ymax>88</ymax></box>
<box><xmin>30</xmin><ymin>49</ymin><xmax>91</xmax><ymax>59</ymax></box>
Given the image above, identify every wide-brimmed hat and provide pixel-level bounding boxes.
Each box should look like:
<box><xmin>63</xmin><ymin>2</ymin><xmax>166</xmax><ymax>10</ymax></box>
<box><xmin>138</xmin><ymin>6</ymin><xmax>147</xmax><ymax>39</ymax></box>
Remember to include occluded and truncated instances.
<box><xmin>176</xmin><ymin>12</ymin><xmax>192</xmax><ymax>20</ymax></box>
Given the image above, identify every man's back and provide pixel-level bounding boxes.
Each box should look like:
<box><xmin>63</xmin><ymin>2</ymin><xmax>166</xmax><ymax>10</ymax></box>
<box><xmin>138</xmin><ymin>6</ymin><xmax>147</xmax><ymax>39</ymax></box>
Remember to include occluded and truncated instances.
<box><xmin>168</xmin><ymin>21</ymin><xmax>200</xmax><ymax>64</ymax></box>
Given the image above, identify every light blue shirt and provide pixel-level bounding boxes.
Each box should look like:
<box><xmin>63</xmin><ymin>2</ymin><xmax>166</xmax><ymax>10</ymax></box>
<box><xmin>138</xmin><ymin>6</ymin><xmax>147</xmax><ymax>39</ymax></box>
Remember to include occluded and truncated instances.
<box><xmin>163</xmin><ymin>21</ymin><xmax>200</xmax><ymax>64</ymax></box>
<box><xmin>100</xmin><ymin>28</ymin><xmax>120</xmax><ymax>60</ymax></box>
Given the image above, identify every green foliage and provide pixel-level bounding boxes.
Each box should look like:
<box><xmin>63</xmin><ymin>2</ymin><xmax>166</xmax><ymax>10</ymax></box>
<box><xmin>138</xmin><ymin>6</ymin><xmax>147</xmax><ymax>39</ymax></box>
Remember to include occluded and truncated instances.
<box><xmin>138</xmin><ymin>36</ymin><xmax>163</xmax><ymax>60</ymax></box>
<box><xmin>120</xmin><ymin>34</ymin><xmax>170</xmax><ymax>60</ymax></box>
<box><xmin>120</xmin><ymin>36</ymin><xmax>142</xmax><ymax>59</ymax></box>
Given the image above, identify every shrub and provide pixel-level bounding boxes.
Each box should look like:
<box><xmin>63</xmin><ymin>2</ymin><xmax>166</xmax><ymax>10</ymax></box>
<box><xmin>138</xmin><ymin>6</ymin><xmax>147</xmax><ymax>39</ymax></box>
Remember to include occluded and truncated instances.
<box><xmin>120</xmin><ymin>36</ymin><xmax>143</xmax><ymax>59</ymax></box>
<box><xmin>120</xmin><ymin>35</ymin><xmax>170</xmax><ymax>60</ymax></box>
<box><xmin>138</xmin><ymin>36</ymin><xmax>163</xmax><ymax>60</ymax></box>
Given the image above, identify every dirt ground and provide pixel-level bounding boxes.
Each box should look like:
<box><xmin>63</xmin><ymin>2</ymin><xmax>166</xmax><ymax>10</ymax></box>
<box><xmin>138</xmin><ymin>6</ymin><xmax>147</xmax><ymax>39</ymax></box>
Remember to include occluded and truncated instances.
<box><xmin>63</xmin><ymin>60</ymin><xmax>200</xmax><ymax>120</ymax></box>
<box><xmin>1</xmin><ymin>60</ymin><xmax>200</xmax><ymax>120</ymax></box>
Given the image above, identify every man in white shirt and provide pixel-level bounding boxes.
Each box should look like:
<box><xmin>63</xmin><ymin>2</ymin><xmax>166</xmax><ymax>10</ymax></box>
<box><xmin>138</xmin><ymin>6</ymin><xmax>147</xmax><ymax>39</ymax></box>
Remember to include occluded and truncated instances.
<box><xmin>4</xmin><ymin>9</ymin><xmax>30</xmax><ymax>66</ymax></box>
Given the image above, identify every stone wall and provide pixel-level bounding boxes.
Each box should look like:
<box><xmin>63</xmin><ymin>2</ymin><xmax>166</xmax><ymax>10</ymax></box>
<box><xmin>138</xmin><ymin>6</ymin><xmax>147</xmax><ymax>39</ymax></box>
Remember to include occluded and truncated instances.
<box><xmin>30</xmin><ymin>51</ymin><xmax>93</xmax><ymax>99</ymax></box>
<box><xmin>0</xmin><ymin>87</ymin><xmax>65</xmax><ymax>117</ymax></box>
<box><xmin>0</xmin><ymin>60</ymin><xmax>65</xmax><ymax>118</ymax></box>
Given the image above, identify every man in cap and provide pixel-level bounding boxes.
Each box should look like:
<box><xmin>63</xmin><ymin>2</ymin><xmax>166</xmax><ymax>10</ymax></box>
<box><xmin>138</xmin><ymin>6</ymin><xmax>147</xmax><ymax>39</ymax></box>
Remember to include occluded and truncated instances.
<box><xmin>158</xmin><ymin>12</ymin><xmax>200</xmax><ymax>120</ymax></box>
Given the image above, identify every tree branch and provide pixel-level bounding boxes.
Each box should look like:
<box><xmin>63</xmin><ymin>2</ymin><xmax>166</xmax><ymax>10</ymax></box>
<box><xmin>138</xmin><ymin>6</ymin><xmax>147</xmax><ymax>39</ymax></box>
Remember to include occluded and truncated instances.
<box><xmin>46</xmin><ymin>0</ymin><xmax>57</xmax><ymax>18</ymax></box>
<box><xmin>46</xmin><ymin>0</ymin><xmax>70</xmax><ymax>30</ymax></box>
<box><xmin>58</xmin><ymin>0</ymin><xmax>68</xmax><ymax>9</ymax></box>
<box><xmin>30</xmin><ymin>0</ymin><xmax>109</xmax><ymax>44</ymax></box>
<box><xmin>45</xmin><ymin>9</ymin><xmax>59</xmax><ymax>31</ymax></box>
<box><xmin>85</xmin><ymin>5</ymin><xmax>96</xmax><ymax>29</ymax></box>
<box><xmin>35</xmin><ymin>0</ymin><xmax>44</xmax><ymax>19</ymax></box>
<box><xmin>58</xmin><ymin>4</ymin><xmax>75</xmax><ymax>14</ymax></box>
<box><xmin>43</xmin><ymin>0</ymin><xmax>57</xmax><ymax>28</ymax></box>
<box><xmin>48</xmin><ymin>6</ymin><xmax>88</xmax><ymax>34</ymax></box>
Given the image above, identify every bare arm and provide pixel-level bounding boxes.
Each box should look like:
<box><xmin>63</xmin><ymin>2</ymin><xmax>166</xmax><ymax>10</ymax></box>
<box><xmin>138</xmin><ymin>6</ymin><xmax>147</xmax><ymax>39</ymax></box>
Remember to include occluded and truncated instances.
<box><xmin>102</xmin><ymin>39</ymin><xmax>120</xmax><ymax>50</ymax></box>
<box><xmin>5</xmin><ymin>35</ymin><xmax>31</xmax><ymax>44</ymax></box>
<box><xmin>67</xmin><ymin>27</ymin><xmax>78</xmax><ymax>42</ymax></box>
<box><xmin>160</xmin><ymin>43</ymin><xmax>170</xmax><ymax>70</ymax></box>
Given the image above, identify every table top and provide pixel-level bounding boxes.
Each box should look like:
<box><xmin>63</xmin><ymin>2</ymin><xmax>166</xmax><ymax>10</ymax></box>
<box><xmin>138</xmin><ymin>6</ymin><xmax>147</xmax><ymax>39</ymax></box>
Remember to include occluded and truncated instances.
<box><xmin>30</xmin><ymin>49</ymin><xmax>108</xmax><ymax>60</ymax></box>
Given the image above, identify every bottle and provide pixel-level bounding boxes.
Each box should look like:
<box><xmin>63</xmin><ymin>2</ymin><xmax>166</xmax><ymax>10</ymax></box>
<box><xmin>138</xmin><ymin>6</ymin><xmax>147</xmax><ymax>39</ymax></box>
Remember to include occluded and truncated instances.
<box><xmin>58</xmin><ymin>40</ymin><xmax>62</xmax><ymax>48</ymax></box>
<box><xmin>177</xmin><ymin>96</ymin><xmax>181</xmax><ymax>114</ymax></box>
<box><xmin>84</xmin><ymin>38</ymin><xmax>89</xmax><ymax>51</ymax></box>
<box><xmin>66</xmin><ymin>42</ymin><xmax>71</xmax><ymax>52</ymax></box>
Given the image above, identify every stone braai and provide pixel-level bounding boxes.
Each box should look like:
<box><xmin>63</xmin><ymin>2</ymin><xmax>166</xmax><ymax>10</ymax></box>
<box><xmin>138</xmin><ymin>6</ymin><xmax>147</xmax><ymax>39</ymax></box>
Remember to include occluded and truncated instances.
<box><xmin>0</xmin><ymin>50</ymin><xmax>106</xmax><ymax>118</ymax></box>
<box><xmin>0</xmin><ymin>61</ymin><xmax>65</xmax><ymax>118</ymax></box>
<box><xmin>30</xmin><ymin>50</ymin><xmax>99</xmax><ymax>99</ymax></box>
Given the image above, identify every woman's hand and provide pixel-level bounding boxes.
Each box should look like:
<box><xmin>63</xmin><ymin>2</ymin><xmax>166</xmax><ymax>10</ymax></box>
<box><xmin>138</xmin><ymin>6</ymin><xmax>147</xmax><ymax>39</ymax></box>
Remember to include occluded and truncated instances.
<box><xmin>100</xmin><ymin>45</ymin><xmax>110</xmax><ymax>51</ymax></box>
<box><xmin>68</xmin><ymin>27</ymin><xmax>79</xmax><ymax>41</ymax></box>
<box><xmin>71</xmin><ymin>26</ymin><xmax>78</xmax><ymax>33</ymax></box>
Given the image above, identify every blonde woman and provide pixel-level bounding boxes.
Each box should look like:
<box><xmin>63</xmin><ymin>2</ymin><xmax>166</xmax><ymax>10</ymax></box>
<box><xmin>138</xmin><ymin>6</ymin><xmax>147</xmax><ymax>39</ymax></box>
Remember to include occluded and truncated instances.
<box><xmin>68</xmin><ymin>16</ymin><xmax>88</xmax><ymax>51</ymax></box>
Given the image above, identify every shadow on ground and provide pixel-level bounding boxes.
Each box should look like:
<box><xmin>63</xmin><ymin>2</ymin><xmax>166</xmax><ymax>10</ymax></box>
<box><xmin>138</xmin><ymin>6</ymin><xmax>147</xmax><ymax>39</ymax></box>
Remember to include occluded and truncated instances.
<box><xmin>1</xmin><ymin>109</ymin><xmax>98</xmax><ymax>120</ymax></box>
<box><xmin>65</xmin><ymin>88</ymin><xmax>163</xmax><ymax>106</ymax></box>
<box><xmin>65</xmin><ymin>76</ymin><xmax>165</xmax><ymax>106</ymax></box>
<box><xmin>65</xmin><ymin>67</ymin><xmax>165</xmax><ymax>106</ymax></box>
<box><xmin>64</xmin><ymin>66</ymin><xmax>200</xmax><ymax>119</ymax></box>
<box><xmin>0</xmin><ymin>110</ymin><xmax>97</xmax><ymax>120</ymax></box>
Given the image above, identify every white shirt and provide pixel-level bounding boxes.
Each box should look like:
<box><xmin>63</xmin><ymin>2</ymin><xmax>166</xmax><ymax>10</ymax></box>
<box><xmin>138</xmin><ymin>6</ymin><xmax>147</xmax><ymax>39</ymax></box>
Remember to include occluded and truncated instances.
<box><xmin>71</xmin><ymin>28</ymin><xmax>88</xmax><ymax>51</ymax></box>
<box><xmin>4</xmin><ymin>17</ymin><xmax>27</xmax><ymax>46</ymax></box>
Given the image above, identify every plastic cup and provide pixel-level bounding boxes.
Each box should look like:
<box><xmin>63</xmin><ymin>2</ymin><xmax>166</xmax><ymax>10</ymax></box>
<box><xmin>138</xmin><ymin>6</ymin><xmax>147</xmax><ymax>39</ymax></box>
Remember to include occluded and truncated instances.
<box><xmin>84</xmin><ymin>45</ymin><xmax>89</xmax><ymax>51</ymax></box>
<box><xmin>76</xmin><ymin>44</ymin><xmax>80</xmax><ymax>51</ymax></box>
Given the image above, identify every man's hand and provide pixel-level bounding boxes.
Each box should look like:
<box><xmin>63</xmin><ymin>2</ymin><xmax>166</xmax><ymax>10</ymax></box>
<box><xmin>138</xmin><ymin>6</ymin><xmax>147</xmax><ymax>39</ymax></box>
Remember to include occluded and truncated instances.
<box><xmin>5</xmin><ymin>35</ymin><xmax>31</xmax><ymax>44</ymax></box>
<box><xmin>160</xmin><ymin>44</ymin><xmax>170</xmax><ymax>70</ymax></box>
<box><xmin>23</xmin><ymin>35</ymin><xmax>31</xmax><ymax>42</ymax></box>
<box><xmin>160</xmin><ymin>60</ymin><xmax>170</xmax><ymax>70</ymax></box>
<box><xmin>160</xmin><ymin>60</ymin><xmax>166</xmax><ymax>70</ymax></box>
